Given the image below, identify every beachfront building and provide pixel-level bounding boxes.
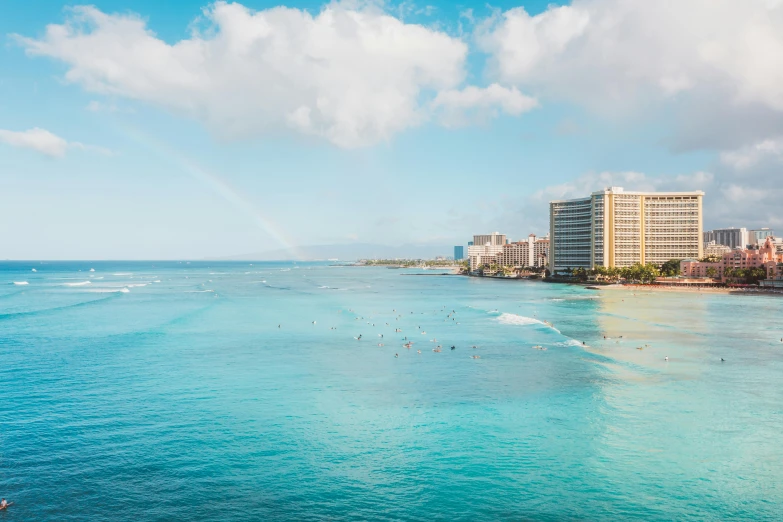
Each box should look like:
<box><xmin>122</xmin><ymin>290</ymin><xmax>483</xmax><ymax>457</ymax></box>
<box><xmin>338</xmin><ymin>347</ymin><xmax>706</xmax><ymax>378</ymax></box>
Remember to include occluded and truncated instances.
<box><xmin>454</xmin><ymin>246</ymin><xmax>464</xmax><ymax>261</ymax></box>
<box><xmin>468</xmin><ymin>233</ymin><xmax>508</xmax><ymax>271</ymax></box>
<box><xmin>549</xmin><ymin>187</ymin><xmax>704</xmax><ymax>273</ymax></box>
<box><xmin>681</xmin><ymin>236</ymin><xmax>783</xmax><ymax>282</ymax></box>
<box><xmin>468</xmin><ymin>243</ymin><xmax>504</xmax><ymax>271</ymax></box>
<box><xmin>704</xmin><ymin>241</ymin><xmax>732</xmax><ymax>258</ymax></box>
<box><xmin>496</xmin><ymin>234</ymin><xmax>550</xmax><ymax>269</ymax></box>
<box><xmin>703</xmin><ymin>227</ymin><xmax>747</xmax><ymax>249</ymax></box>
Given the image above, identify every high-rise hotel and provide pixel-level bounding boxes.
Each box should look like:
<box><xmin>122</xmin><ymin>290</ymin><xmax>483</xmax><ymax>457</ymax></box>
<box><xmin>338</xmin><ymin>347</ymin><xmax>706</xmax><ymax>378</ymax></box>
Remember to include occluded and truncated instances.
<box><xmin>549</xmin><ymin>187</ymin><xmax>703</xmax><ymax>273</ymax></box>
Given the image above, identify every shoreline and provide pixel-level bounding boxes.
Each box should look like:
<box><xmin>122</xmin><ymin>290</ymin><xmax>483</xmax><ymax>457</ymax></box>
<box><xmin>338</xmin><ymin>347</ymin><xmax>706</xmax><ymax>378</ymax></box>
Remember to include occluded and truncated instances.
<box><xmin>604</xmin><ymin>284</ymin><xmax>783</xmax><ymax>296</ymax></box>
<box><xmin>458</xmin><ymin>273</ymin><xmax>783</xmax><ymax>296</ymax></box>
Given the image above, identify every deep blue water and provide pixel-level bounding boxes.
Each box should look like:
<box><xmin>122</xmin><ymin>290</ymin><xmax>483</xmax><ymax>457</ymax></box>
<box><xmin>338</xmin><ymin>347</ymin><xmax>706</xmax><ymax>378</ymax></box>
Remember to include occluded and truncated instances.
<box><xmin>1</xmin><ymin>261</ymin><xmax>782</xmax><ymax>521</ymax></box>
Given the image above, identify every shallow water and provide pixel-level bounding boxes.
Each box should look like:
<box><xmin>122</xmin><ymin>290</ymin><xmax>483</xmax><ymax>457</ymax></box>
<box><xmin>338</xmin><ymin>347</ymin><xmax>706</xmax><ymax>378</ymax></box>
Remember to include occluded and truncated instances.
<box><xmin>1</xmin><ymin>261</ymin><xmax>782</xmax><ymax>520</ymax></box>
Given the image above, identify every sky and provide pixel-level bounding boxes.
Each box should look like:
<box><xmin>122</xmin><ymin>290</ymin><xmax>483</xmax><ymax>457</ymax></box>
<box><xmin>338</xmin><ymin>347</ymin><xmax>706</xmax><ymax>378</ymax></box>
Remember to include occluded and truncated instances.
<box><xmin>1</xmin><ymin>0</ymin><xmax>782</xmax><ymax>259</ymax></box>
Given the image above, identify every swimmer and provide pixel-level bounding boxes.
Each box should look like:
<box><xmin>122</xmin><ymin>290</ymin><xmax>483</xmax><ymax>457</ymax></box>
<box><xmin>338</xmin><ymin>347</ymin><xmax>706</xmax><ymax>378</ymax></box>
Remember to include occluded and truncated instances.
<box><xmin>378</xmin><ymin>343</ymin><xmax>384</xmax><ymax>347</ymax></box>
<box><xmin>450</xmin><ymin>345</ymin><xmax>456</xmax><ymax>350</ymax></box>
<box><xmin>417</xmin><ymin>350</ymin><xmax>421</xmax><ymax>354</ymax></box>
<box><xmin>395</xmin><ymin>353</ymin><xmax>399</xmax><ymax>358</ymax></box>
<box><xmin>664</xmin><ymin>356</ymin><xmax>669</xmax><ymax>361</ymax></box>
<box><xmin>471</xmin><ymin>355</ymin><xmax>480</xmax><ymax>359</ymax></box>
<box><xmin>721</xmin><ymin>358</ymin><xmax>725</xmax><ymax>362</ymax></box>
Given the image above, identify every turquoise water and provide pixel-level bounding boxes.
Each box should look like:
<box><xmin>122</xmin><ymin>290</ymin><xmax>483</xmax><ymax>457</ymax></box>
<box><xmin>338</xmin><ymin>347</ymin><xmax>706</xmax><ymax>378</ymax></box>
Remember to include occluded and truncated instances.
<box><xmin>1</xmin><ymin>261</ymin><xmax>782</xmax><ymax>520</ymax></box>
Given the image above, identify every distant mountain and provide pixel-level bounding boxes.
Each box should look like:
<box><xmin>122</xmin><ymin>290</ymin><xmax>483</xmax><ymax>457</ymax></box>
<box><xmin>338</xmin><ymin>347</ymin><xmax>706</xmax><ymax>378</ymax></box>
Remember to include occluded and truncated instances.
<box><xmin>213</xmin><ymin>243</ymin><xmax>455</xmax><ymax>261</ymax></box>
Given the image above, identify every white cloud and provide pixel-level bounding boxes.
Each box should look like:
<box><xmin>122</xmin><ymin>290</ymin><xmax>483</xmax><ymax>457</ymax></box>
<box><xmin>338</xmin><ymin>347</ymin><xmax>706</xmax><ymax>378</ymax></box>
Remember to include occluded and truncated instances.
<box><xmin>0</xmin><ymin>127</ymin><xmax>110</xmax><ymax>158</ymax></box>
<box><xmin>478</xmin><ymin>0</ymin><xmax>783</xmax><ymax>150</ymax></box>
<box><xmin>17</xmin><ymin>2</ymin><xmax>477</xmax><ymax>148</ymax></box>
<box><xmin>0</xmin><ymin>128</ymin><xmax>69</xmax><ymax>157</ymax></box>
<box><xmin>432</xmin><ymin>83</ymin><xmax>538</xmax><ymax>127</ymax></box>
<box><xmin>720</xmin><ymin>137</ymin><xmax>783</xmax><ymax>170</ymax></box>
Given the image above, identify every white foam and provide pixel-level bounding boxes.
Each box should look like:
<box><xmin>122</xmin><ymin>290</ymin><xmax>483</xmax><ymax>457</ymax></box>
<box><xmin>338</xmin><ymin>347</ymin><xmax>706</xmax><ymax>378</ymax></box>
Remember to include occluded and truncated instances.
<box><xmin>126</xmin><ymin>283</ymin><xmax>147</xmax><ymax>288</ymax></box>
<box><xmin>153</xmin><ymin>280</ymin><xmax>161</xmax><ymax>283</ymax></box>
<box><xmin>84</xmin><ymin>287</ymin><xmax>129</xmax><ymax>293</ymax></box>
<box><xmin>113</xmin><ymin>273</ymin><xmax>133</xmax><ymax>276</ymax></box>
<box><xmin>90</xmin><ymin>268</ymin><xmax>95</xmax><ymax>272</ymax></box>
<box><xmin>32</xmin><ymin>268</ymin><xmax>37</xmax><ymax>272</ymax></box>
<box><xmin>65</xmin><ymin>281</ymin><xmax>91</xmax><ymax>287</ymax></box>
<box><xmin>558</xmin><ymin>339</ymin><xmax>585</xmax><ymax>347</ymax></box>
<box><xmin>495</xmin><ymin>313</ymin><xmax>545</xmax><ymax>326</ymax></box>
<box><xmin>13</xmin><ymin>281</ymin><xmax>29</xmax><ymax>285</ymax></box>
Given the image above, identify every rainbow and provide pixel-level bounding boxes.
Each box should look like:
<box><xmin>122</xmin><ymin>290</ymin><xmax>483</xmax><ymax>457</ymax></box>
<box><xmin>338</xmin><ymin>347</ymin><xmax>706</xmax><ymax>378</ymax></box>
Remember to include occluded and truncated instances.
<box><xmin>118</xmin><ymin>124</ymin><xmax>303</xmax><ymax>259</ymax></box>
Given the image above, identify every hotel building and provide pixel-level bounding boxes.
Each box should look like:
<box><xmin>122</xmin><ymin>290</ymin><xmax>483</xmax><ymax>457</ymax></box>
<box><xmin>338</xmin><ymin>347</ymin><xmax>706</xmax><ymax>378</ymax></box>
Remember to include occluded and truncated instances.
<box><xmin>681</xmin><ymin>236</ymin><xmax>783</xmax><ymax>282</ymax></box>
<box><xmin>497</xmin><ymin>234</ymin><xmax>550</xmax><ymax>269</ymax></box>
<box><xmin>467</xmin><ymin>233</ymin><xmax>508</xmax><ymax>270</ymax></box>
<box><xmin>550</xmin><ymin>187</ymin><xmax>704</xmax><ymax>273</ymax></box>
<box><xmin>703</xmin><ymin>227</ymin><xmax>747</xmax><ymax>250</ymax></box>
<box><xmin>472</xmin><ymin>232</ymin><xmax>507</xmax><ymax>247</ymax></box>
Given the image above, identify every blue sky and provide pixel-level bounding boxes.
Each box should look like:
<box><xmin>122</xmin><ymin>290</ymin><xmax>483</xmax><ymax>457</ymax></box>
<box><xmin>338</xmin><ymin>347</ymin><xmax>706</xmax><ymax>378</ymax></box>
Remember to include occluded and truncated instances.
<box><xmin>2</xmin><ymin>0</ymin><xmax>782</xmax><ymax>259</ymax></box>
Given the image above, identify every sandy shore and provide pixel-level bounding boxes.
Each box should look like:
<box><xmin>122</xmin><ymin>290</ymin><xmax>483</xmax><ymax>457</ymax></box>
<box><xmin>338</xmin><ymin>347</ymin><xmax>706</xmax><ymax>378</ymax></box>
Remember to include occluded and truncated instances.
<box><xmin>600</xmin><ymin>284</ymin><xmax>783</xmax><ymax>296</ymax></box>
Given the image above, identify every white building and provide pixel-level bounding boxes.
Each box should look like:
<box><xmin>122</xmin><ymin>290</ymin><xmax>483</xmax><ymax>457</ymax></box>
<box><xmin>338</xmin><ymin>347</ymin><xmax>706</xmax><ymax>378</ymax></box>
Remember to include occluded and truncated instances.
<box><xmin>468</xmin><ymin>243</ymin><xmax>504</xmax><ymax>271</ymax></box>
<box><xmin>704</xmin><ymin>241</ymin><xmax>732</xmax><ymax>257</ymax></box>
<box><xmin>703</xmin><ymin>227</ymin><xmax>747</xmax><ymax>249</ymax></box>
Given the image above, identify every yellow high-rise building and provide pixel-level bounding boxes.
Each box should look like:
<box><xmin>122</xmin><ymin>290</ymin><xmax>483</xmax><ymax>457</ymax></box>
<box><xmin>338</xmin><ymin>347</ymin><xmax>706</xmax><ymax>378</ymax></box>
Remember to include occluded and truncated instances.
<box><xmin>549</xmin><ymin>187</ymin><xmax>703</xmax><ymax>273</ymax></box>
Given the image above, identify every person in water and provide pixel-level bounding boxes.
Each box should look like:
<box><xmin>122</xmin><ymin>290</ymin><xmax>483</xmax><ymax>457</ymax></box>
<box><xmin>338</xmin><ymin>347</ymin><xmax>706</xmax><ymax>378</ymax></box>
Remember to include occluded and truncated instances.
<box><xmin>0</xmin><ymin>499</ymin><xmax>7</xmax><ymax>509</ymax></box>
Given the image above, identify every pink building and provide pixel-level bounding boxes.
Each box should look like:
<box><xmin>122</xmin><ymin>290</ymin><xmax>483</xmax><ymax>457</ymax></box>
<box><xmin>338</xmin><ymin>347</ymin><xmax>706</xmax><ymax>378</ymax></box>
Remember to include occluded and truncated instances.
<box><xmin>681</xmin><ymin>236</ymin><xmax>783</xmax><ymax>282</ymax></box>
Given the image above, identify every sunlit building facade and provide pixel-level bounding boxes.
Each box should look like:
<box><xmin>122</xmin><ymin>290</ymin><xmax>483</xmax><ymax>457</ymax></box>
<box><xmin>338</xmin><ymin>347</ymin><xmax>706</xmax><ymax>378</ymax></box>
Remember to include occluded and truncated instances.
<box><xmin>550</xmin><ymin>187</ymin><xmax>704</xmax><ymax>273</ymax></box>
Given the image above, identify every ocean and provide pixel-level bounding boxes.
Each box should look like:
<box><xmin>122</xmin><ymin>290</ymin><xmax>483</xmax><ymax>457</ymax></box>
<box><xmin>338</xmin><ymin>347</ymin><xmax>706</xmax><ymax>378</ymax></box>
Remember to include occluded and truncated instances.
<box><xmin>1</xmin><ymin>261</ymin><xmax>782</xmax><ymax>521</ymax></box>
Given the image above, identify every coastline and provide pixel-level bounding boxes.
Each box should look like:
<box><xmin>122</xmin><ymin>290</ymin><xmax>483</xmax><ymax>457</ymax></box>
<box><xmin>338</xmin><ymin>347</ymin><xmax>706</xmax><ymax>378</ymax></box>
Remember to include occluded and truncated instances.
<box><xmin>458</xmin><ymin>273</ymin><xmax>783</xmax><ymax>296</ymax></box>
<box><xmin>604</xmin><ymin>284</ymin><xmax>783</xmax><ymax>296</ymax></box>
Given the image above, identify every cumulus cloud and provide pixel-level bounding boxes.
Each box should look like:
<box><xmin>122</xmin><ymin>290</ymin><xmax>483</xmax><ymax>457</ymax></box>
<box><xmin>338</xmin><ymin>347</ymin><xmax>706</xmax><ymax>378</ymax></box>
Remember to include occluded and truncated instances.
<box><xmin>720</xmin><ymin>137</ymin><xmax>783</xmax><ymax>170</ymax></box>
<box><xmin>0</xmin><ymin>128</ymin><xmax>69</xmax><ymax>157</ymax></box>
<box><xmin>477</xmin><ymin>0</ymin><xmax>783</xmax><ymax>150</ymax></box>
<box><xmin>0</xmin><ymin>127</ymin><xmax>111</xmax><ymax>158</ymax></box>
<box><xmin>432</xmin><ymin>83</ymin><xmax>538</xmax><ymax>127</ymax></box>
<box><xmin>16</xmin><ymin>2</ymin><xmax>506</xmax><ymax>148</ymax></box>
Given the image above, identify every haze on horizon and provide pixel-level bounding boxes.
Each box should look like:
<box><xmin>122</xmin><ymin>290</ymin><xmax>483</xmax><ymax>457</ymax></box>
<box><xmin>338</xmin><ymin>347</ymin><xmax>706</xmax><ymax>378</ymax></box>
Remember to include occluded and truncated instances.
<box><xmin>2</xmin><ymin>0</ymin><xmax>782</xmax><ymax>260</ymax></box>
